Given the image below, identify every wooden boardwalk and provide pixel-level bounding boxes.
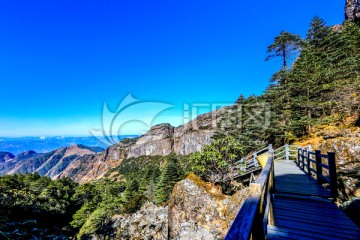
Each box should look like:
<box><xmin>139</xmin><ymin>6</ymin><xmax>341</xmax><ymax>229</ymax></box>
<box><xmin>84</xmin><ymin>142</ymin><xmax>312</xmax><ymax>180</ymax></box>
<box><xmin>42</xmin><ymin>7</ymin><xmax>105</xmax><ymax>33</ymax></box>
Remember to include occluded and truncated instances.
<box><xmin>274</xmin><ymin>160</ymin><xmax>331</xmax><ymax>198</ymax></box>
<box><xmin>268</xmin><ymin>160</ymin><xmax>360</xmax><ymax>240</ymax></box>
<box><xmin>225</xmin><ymin>145</ymin><xmax>360</xmax><ymax>240</ymax></box>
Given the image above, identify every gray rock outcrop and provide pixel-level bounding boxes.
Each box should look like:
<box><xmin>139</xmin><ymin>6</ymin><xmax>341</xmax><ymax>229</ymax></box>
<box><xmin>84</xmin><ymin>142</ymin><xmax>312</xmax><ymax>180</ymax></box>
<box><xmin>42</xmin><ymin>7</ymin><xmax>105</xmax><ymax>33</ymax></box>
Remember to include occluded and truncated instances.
<box><xmin>345</xmin><ymin>0</ymin><xmax>360</xmax><ymax>22</ymax></box>
<box><xmin>108</xmin><ymin>174</ymin><xmax>249</xmax><ymax>240</ymax></box>
<box><xmin>112</xmin><ymin>202</ymin><xmax>168</xmax><ymax>239</ymax></box>
<box><xmin>128</xmin><ymin>123</ymin><xmax>174</xmax><ymax>158</ymax></box>
<box><xmin>173</xmin><ymin>109</ymin><xmax>224</xmax><ymax>155</ymax></box>
<box><xmin>168</xmin><ymin>174</ymin><xmax>248</xmax><ymax>240</ymax></box>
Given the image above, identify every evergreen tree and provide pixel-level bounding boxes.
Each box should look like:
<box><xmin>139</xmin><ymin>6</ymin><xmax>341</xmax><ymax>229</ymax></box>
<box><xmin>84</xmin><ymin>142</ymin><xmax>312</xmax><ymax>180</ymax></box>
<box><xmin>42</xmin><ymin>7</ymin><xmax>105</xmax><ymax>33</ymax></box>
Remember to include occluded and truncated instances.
<box><xmin>142</xmin><ymin>166</ymin><xmax>160</xmax><ymax>202</ymax></box>
<box><xmin>265</xmin><ymin>31</ymin><xmax>302</xmax><ymax>136</ymax></box>
<box><xmin>306</xmin><ymin>16</ymin><xmax>330</xmax><ymax>48</ymax></box>
<box><xmin>155</xmin><ymin>157</ymin><xmax>181</xmax><ymax>204</ymax></box>
<box><xmin>124</xmin><ymin>178</ymin><xmax>139</xmax><ymax>201</ymax></box>
<box><xmin>265</xmin><ymin>31</ymin><xmax>302</xmax><ymax>72</ymax></box>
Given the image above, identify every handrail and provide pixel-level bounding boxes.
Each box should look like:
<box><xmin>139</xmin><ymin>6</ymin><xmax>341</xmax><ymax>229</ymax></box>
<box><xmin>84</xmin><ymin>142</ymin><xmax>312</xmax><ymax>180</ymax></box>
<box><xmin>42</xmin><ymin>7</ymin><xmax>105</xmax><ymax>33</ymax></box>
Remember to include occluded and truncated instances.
<box><xmin>224</xmin><ymin>144</ymin><xmax>299</xmax><ymax>182</ymax></box>
<box><xmin>226</xmin><ymin>144</ymin><xmax>339</xmax><ymax>239</ymax></box>
<box><xmin>232</xmin><ymin>146</ymin><xmax>270</xmax><ymax>166</ymax></box>
<box><xmin>273</xmin><ymin>144</ymin><xmax>298</xmax><ymax>161</ymax></box>
<box><xmin>225</xmin><ymin>149</ymin><xmax>275</xmax><ymax>240</ymax></box>
<box><xmin>297</xmin><ymin>148</ymin><xmax>337</xmax><ymax>200</ymax></box>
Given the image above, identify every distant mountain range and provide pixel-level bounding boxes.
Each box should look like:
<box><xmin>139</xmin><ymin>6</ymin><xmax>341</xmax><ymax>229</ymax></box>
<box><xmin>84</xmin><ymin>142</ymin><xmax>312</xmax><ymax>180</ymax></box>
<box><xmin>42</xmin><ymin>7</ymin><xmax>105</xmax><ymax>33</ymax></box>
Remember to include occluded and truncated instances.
<box><xmin>0</xmin><ymin>109</ymin><xmax>225</xmax><ymax>183</ymax></box>
<box><xmin>0</xmin><ymin>136</ymin><xmax>137</xmax><ymax>155</ymax></box>
<box><xmin>0</xmin><ymin>144</ymin><xmax>104</xmax><ymax>178</ymax></box>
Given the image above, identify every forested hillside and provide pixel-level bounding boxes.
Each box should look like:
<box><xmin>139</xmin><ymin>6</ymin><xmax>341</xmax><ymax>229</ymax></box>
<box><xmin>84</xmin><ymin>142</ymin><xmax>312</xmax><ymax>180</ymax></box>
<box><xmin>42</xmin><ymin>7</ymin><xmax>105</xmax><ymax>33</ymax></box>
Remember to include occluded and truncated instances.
<box><xmin>213</xmin><ymin>17</ymin><xmax>360</xmax><ymax>151</ymax></box>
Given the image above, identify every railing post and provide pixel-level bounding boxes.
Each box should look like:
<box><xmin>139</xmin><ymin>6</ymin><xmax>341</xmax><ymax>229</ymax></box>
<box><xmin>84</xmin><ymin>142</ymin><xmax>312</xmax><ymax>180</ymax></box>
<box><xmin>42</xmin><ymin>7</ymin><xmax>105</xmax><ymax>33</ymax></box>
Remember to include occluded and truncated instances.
<box><xmin>297</xmin><ymin>147</ymin><xmax>301</xmax><ymax>166</ymax></box>
<box><xmin>306</xmin><ymin>145</ymin><xmax>311</xmax><ymax>173</ymax></box>
<box><xmin>254</xmin><ymin>152</ymin><xmax>258</xmax><ymax>168</ymax></box>
<box><xmin>302</xmin><ymin>148</ymin><xmax>306</xmax><ymax>170</ymax></box>
<box><xmin>328</xmin><ymin>152</ymin><xmax>337</xmax><ymax>201</ymax></box>
<box><xmin>268</xmin><ymin>149</ymin><xmax>275</xmax><ymax>226</ymax></box>
<box><xmin>270</xmin><ymin>149</ymin><xmax>275</xmax><ymax>193</ymax></box>
<box><xmin>307</xmin><ymin>149</ymin><xmax>311</xmax><ymax>175</ymax></box>
<box><xmin>315</xmin><ymin>150</ymin><xmax>323</xmax><ymax>184</ymax></box>
<box><xmin>269</xmin><ymin>144</ymin><xmax>273</xmax><ymax>160</ymax></box>
<box><xmin>307</xmin><ymin>144</ymin><xmax>312</xmax><ymax>151</ymax></box>
<box><xmin>285</xmin><ymin>144</ymin><xmax>289</xmax><ymax>161</ymax></box>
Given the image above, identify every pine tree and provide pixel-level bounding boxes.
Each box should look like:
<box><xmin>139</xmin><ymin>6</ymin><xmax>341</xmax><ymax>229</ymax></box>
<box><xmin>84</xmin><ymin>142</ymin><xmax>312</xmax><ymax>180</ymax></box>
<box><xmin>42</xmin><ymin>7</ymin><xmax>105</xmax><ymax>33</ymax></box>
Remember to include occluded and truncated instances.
<box><xmin>265</xmin><ymin>31</ymin><xmax>302</xmax><ymax>137</ymax></box>
<box><xmin>139</xmin><ymin>166</ymin><xmax>160</xmax><ymax>202</ymax></box>
<box><xmin>265</xmin><ymin>31</ymin><xmax>302</xmax><ymax>73</ymax></box>
<box><xmin>306</xmin><ymin>17</ymin><xmax>330</xmax><ymax>48</ymax></box>
<box><xmin>155</xmin><ymin>158</ymin><xmax>181</xmax><ymax>204</ymax></box>
<box><xmin>124</xmin><ymin>178</ymin><xmax>139</xmax><ymax>201</ymax></box>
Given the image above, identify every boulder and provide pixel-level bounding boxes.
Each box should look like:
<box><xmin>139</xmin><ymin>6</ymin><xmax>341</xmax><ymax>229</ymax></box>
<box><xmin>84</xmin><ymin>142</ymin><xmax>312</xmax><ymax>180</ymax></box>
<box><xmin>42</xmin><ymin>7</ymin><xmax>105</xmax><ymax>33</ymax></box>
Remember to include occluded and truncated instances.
<box><xmin>112</xmin><ymin>202</ymin><xmax>168</xmax><ymax>240</ymax></box>
<box><xmin>169</xmin><ymin>174</ymin><xmax>248</xmax><ymax>239</ymax></box>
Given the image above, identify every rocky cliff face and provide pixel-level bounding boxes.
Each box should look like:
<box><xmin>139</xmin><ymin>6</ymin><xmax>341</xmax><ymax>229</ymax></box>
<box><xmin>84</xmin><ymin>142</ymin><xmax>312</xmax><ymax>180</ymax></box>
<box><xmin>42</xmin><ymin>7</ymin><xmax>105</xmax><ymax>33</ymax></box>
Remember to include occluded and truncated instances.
<box><xmin>345</xmin><ymin>0</ymin><xmax>360</xmax><ymax>23</ymax></box>
<box><xmin>57</xmin><ymin>140</ymin><xmax>135</xmax><ymax>183</ymax></box>
<box><xmin>128</xmin><ymin>123</ymin><xmax>174</xmax><ymax>158</ymax></box>
<box><xmin>126</xmin><ymin>109</ymin><xmax>225</xmax><ymax>157</ymax></box>
<box><xmin>174</xmin><ymin>109</ymin><xmax>225</xmax><ymax>155</ymax></box>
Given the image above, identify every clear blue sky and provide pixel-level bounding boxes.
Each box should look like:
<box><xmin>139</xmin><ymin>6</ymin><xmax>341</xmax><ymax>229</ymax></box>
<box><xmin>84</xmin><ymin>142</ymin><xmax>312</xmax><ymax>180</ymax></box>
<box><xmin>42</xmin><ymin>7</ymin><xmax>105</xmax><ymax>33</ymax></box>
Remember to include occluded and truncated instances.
<box><xmin>0</xmin><ymin>0</ymin><xmax>344</xmax><ymax>137</ymax></box>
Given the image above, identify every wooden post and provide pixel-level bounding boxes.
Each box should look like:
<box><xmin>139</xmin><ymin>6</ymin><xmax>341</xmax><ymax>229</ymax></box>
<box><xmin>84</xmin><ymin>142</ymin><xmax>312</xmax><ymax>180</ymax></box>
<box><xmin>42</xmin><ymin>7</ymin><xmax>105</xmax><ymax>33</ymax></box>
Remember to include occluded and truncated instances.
<box><xmin>315</xmin><ymin>150</ymin><xmax>323</xmax><ymax>183</ymax></box>
<box><xmin>249</xmin><ymin>184</ymin><xmax>264</xmax><ymax>240</ymax></box>
<box><xmin>296</xmin><ymin>147</ymin><xmax>301</xmax><ymax>166</ymax></box>
<box><xmin>328</xmin><ymin>152</ymin><xmax>337</xmax><ymax>201</ymax></box>
<box><xmin>306</xmin><ymin>144</ymin><xmax>311</xmax><ymax>173</ymax></box>
<box><xmin>267</xmin><ymin>152</ymin><xmax>275</xmax><ymax>226</ymax></box>
<box><xmin>307</xmin><ymin>150</ymin><xmax>311</xmax><ymax>175</ymax></box>
<box><xmin>270</xmin><ymin>149</ymin><xmax>275</xmax><ymax>192</ymax></box>
<box><xmin>301</xmin><ymin>148</ymin><xmax>306</xmax><ymax>170</ymax></box>
<box><xmin>269</xmin><ymin>144</ymin><xmax>273</xmax><ymax>161</ymax></box>
<box><xmin>307</xmin><ymin>144</ymin><xmax>312</xmax><ymax>151</ymax></box>
<box><xmin>285</xmin><ymin>144</ymin><xmax>289</xmax><ymax>161</ymax></box>
<box><xmin>254</xmin><ymin>152</ymin><xmax>258</xmax><ymax>168</ymax></box>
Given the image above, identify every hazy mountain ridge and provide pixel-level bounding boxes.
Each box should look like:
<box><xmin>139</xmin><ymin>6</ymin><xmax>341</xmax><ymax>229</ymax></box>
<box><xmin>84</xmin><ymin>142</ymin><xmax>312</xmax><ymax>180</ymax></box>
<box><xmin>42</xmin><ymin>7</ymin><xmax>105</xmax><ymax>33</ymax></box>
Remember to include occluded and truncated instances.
<box><xmin>0</xmin><ymin>152</ymin><xmax>15</xmax><ymax>163</ymax></box>
<box><xmin>0</xmin><ymin>136</ymin><xmax>136</xmax><ymax>155</ymax></box>
<box><xmin>0</xmin><ymin>108</ymin><xmax>226</xmax><ymax>182</ymax></box>
<box><xmin>0</xmin><ymin>144</ymin><xmax>104</xmax><ymax>179</ymax></box>
<box><xmin>58</xmin><ymin>108</ymin><xmax>227</xmax><ymax>183</ymax></box>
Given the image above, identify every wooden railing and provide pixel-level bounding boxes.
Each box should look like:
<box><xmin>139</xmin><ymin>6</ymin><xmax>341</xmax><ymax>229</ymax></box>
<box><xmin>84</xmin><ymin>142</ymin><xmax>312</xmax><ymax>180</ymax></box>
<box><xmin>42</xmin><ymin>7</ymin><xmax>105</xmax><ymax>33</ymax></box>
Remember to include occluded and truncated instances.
<box><xmin>297</xmin><ymin>147</ymin><xmax>337</xmax><ymax>200</ymax></box>
<box><xmin>273</xmin><ymin>144</ymin><xmax>298</xmax><ymax>161</ymax></box>
<box><xmin>221</xmin><ymin>145</ymin><xmax>270</xmax><ymax>182</ymax></box>
<box><xmin>225</xmin><ymin>144</ymin><xmax>339</xmax><ymax>239</ymax></box>
<box><xmin>225</xmin><ymin>148</ymin><xmax>275</xmax><ymax>240</ymax></box>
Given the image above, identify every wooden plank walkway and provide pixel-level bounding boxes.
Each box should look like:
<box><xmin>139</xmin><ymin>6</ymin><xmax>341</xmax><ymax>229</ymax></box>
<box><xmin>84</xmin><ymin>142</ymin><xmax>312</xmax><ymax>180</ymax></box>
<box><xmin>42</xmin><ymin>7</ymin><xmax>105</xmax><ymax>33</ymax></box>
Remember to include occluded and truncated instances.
<box><xmin>274</xmin><ymin>160</ymin><xmax>331</xmax><ymax>198</ymax></box>
<box><xmin>268</xmin><ymin>160</ymin><xmax>360</xmax><ymax>239</ymax></box>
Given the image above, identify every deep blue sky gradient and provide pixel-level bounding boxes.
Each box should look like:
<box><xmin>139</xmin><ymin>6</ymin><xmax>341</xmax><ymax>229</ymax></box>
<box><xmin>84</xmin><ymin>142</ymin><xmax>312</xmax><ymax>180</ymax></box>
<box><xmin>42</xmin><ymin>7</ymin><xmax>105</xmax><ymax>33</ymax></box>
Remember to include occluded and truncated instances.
<box><xmin>0</xmin><ymin>1</ymin><xmax>345</xmax><ymax>136</ymax></box>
